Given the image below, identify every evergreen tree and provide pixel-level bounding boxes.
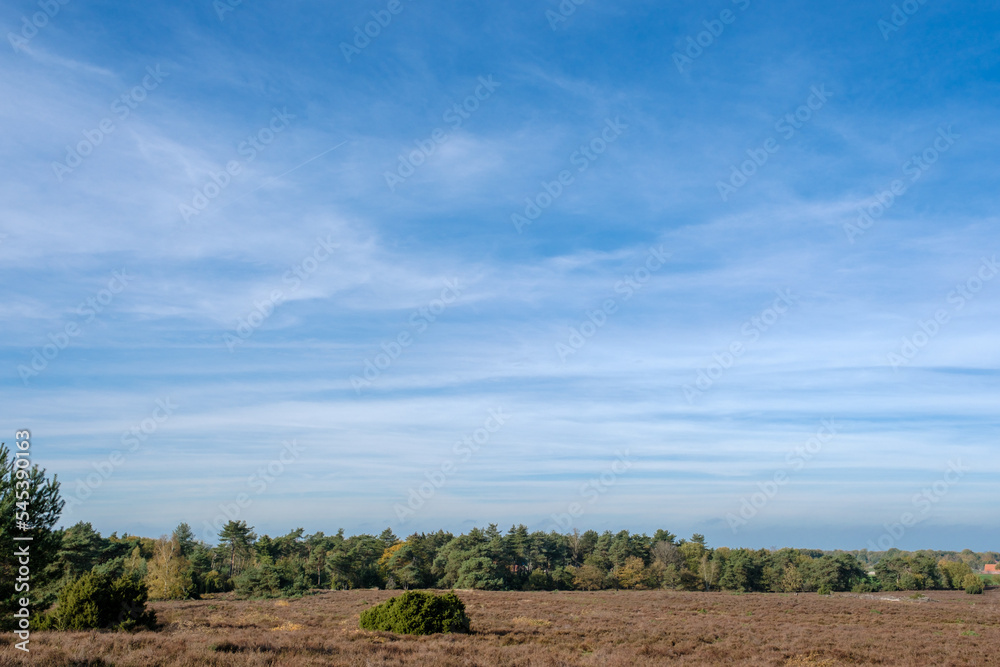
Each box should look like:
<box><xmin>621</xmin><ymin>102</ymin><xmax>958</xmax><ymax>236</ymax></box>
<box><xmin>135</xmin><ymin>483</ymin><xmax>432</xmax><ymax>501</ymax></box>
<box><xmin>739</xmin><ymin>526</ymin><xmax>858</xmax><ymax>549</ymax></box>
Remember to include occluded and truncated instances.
<box><xmin>217</xmin><ymin>520</ymin><xmax>256</xmax><ymax>579</ymax></box>
<box><xmin>172</xmin><ymin>522</ymin><xmax>197</xmax><ymax>558</ymax></box>
<box><xmin>0</xmin><ymin>442</ymin><xmax>64</xmax><ymax>629</ymax></box>
<box><xmin>49</xmin><ymin>522</ymin><xmax>106</xmax><ymax>583</ymax></box>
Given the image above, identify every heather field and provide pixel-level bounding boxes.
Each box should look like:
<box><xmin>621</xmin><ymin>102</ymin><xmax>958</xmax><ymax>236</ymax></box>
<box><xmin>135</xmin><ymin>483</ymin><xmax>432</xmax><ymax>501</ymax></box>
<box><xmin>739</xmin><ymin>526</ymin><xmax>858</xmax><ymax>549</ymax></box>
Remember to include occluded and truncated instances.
<box><xmin>2</xmin><ymin>588</ymin><xmax>997</xmax><ymax>666</ymax></box>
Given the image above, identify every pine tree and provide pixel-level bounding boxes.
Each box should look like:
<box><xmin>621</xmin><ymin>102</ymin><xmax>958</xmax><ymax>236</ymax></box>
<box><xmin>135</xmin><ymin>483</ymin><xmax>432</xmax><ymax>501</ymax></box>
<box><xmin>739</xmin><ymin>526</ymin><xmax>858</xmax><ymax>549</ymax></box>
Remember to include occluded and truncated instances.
<box><xmin>172</xmin><ymin>522</ymin><xmax>196</xmax><ymax>558</ymax></box>
<box><xmin>217</xmin><ymin>520</ymin><xmax>256</xmax><ymax>579</ymax></box>
<box><xmin>0</xmin><ymin>442</ymin><xmax>64</xmax><ymax>629</ymax></box>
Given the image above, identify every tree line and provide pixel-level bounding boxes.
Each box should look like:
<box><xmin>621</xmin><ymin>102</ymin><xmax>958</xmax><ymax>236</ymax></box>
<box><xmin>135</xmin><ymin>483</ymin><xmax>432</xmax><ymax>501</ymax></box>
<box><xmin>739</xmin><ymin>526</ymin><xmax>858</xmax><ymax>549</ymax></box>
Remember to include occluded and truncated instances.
<box><xmin>38</xmin><ymin>520</ymin><xmax>996</xmax><ymax>602</ymax></box>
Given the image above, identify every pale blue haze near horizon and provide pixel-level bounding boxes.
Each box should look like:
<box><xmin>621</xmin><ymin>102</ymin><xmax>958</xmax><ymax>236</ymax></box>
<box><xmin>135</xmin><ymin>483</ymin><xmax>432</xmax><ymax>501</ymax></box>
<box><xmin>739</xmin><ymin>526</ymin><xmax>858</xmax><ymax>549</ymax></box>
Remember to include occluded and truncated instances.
<box><xmin>1</xmin><ymin>0</ymin><xmax>998</xmax><ymax>550</ymax></box>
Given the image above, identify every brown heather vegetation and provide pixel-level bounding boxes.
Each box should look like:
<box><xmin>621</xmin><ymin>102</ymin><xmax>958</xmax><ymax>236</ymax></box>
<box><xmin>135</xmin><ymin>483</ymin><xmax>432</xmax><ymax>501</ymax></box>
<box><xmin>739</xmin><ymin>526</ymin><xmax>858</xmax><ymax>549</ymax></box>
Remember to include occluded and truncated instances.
<box><xmin>1</xmin><ymin>588</ymin><xmax>997</xmax><ymax>666</ymax></box>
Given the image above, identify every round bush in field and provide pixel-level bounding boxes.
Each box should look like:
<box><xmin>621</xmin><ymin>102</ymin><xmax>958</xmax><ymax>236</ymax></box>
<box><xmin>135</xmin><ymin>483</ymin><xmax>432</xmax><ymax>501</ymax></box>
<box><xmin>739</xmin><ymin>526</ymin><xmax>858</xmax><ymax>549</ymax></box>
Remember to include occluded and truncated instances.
<box><xmin>39</xmin><ymin>571</ymin><xmax>156</xmax><ymax>631</ymax></box>
<box><xmin>963</xmin><ymin>574</ymin><xmax>985</xmax><ymax>594</ymax></box>
<box><xmin>359</xmin><ymin>591</ymin><xmax>470</xmax><ymax>635</ymax></box>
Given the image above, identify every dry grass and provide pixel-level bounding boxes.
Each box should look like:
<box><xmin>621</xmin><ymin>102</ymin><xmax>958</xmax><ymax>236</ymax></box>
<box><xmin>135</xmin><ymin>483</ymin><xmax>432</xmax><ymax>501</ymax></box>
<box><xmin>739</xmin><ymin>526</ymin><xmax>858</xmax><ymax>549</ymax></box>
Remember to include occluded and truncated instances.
<box><xmin>1</xmin><ymin>588</ymin><xmax>997</xmax><ymax>666</ymax></box>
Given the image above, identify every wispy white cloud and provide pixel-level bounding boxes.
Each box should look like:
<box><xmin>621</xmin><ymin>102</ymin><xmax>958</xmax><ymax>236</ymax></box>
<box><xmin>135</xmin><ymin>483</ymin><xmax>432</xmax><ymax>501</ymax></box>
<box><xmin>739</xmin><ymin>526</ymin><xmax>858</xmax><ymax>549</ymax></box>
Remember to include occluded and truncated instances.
<box><xmin>1</xmin><ymin>0</ymin><xmax>998</xmax><ymax>549</ymax></box>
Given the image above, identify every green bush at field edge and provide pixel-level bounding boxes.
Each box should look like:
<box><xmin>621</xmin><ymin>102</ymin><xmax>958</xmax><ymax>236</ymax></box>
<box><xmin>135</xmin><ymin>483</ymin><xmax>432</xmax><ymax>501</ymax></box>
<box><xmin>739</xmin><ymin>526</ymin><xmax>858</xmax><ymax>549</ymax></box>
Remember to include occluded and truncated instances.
<box><xmin>962</xmin><ymin>574</ymin><xmax>985</xmax><ymax>595</ymax></box>
<box><xmin>359</xmin><ymin>590</ymin><xmax>470</xmax><ymax>635</ymax></box>
<box><xmin>37</xmin><ymin>570</ymin><xmax>156</xmax><ymax>631</ymax></box>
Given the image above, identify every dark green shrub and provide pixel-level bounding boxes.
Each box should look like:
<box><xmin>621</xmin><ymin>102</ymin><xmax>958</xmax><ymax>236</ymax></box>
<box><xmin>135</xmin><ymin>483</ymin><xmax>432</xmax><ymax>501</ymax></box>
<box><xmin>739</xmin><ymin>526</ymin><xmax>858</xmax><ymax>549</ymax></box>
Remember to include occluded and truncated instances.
<box><xmin>816</xmin><ymin>583</ymin><xmax>833</xmax><ymax>596</ymax></box>
<box><xmin>359</xmin><ymin>591</ymin><xmax>470</xmax><ymax>635</ymax></box>
<box><xmin>38</xmin><ymin>570</ymin><xmax>155</xmax><ymax>631</ymax></box>
<box><xmin>550</xmin><ymin>566</ymin><xmax>576</xmax><ymax>590</ymax></box>
<box><xmin>454</xmin><ymin>557</ymin><xmax>505</xmax><ymax>590</ymax></box>
<box><xmin>963</xmin><ymin>574</ymin><xmax>985</xmax><ymax>594</ymax></box>
<box><xmin>233</xmin><ymin>564</ymin><xmax>283</xmax><ymax>598</ymax></box>
<box><xmin>851</xmin><ymin>578</ymin><xmax>880</xmax><ymax>593</ymax></box>
<box><xmin>234</xmin><ymin>561</ymin><xmax>310</xmax><ymax>599</ymax></box>
<box><xmin>526</xmin><ymin>569</ymin><xmax>555</xmax><ymax>591</ymax></box>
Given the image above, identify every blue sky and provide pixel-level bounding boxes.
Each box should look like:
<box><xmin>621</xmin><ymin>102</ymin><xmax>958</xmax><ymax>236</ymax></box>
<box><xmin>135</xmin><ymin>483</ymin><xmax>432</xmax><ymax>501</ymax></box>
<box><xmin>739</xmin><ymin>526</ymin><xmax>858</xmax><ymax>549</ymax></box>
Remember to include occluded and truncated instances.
<box><xmin>2</xmin><ymin>0</ymin><xmax>998</xmax><ymax>550</ymax></box>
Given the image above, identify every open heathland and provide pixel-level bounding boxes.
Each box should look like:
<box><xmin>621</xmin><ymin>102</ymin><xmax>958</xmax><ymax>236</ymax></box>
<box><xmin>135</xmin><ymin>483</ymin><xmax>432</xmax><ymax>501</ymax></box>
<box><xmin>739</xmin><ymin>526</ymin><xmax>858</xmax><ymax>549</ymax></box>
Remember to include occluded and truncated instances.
<box><xmin>1</xmin><ymin>587</ymin><xmax>997</xmax><ymax>666</ymax></box>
